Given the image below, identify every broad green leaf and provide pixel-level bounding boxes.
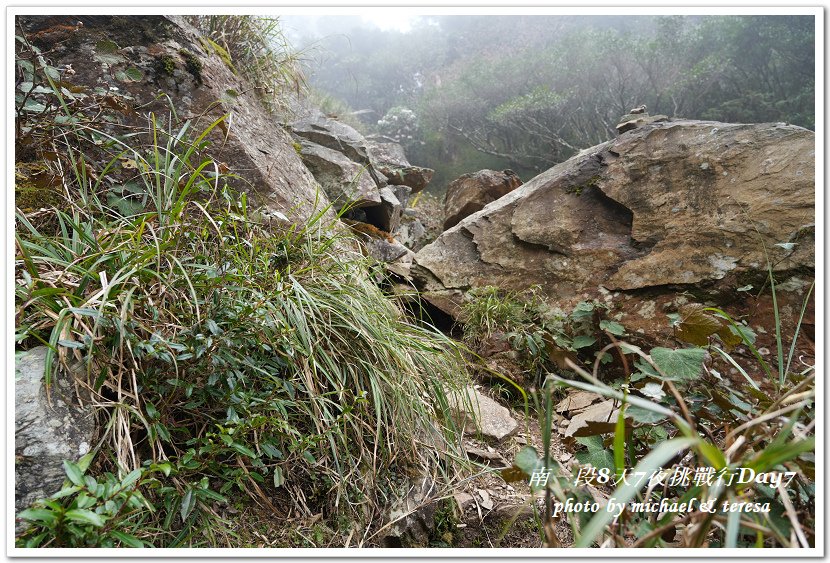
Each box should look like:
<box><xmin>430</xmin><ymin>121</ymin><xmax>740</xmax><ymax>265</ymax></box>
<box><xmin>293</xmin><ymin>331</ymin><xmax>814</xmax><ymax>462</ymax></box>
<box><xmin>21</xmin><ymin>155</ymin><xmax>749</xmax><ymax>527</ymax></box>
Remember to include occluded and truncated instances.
<box><xmin>51</xmin><ymin>485</ymin><xmax>82</xmax><ymax>499</ymax></box>
<box><xmin>63</xmin><ymin>460</ymin><xmax>85</xmax><ymax>486</ymax></box>
<box><xmin>180</xmin><ymin>489</ymin><xmax>195</xmax><ymax>522</ymax></box>
<box><xmin>650</xmin><ymin>347</ymin><xmax>706</xmax><ymax>382</ymax></box>
<box><xmin>75</xmin><ymin>492</ymin><xmax>96</xmax><ymax>509</ymax></box>
<box><xmin>65</xmin><ymin>508</ymin><xmax>106</xmax><ymax>527</ymax></box>
<box><xmin>17</xmin><ymin>508</ymin><xmax>57</xmax><ymax>525</ymax></box>
<box><xmin>572</xmin><ymin>335</ymin><xmax>597</xmax><ymax>349</ymax></box>
<box><xmin>260</xmin><ymin>443</ymin><xmax>283</xmax><ymax>459</ymax></box>
<box><xmin>24</xmin><ymin>532</ymin><xmax>48</xmax><ymax>547</ymax></box>
<box><xmin>151</xmin><ymin>462</ymin><xmax>172</xmax><ymax>477</ymax></box>
<box><xmin>124</xmin><ymin>67</ymin><xmax>143</xmax><ymax>81</ymax></box>
<box><xmin>627</xmin><ymin>405</ymin><xmax>667</xmax><ymax>424</ymax></box>
<box><xmin>120</xmin><ymin>468</ymin><xmax>142</xmax><ymax>489</ymax></box>
<box><xmin>195</xmin><ymin>488</ymin><xmax>226</xmax><ymax>503</ymax></box>
<box><xmin>599</xmin><ymin>319</ymin><xmax>625</xmax><ymax>336</ymax></box>
<box><xmin>231</xmin><ymin>442</ymin><xmax>258</xmax><ymax>458</ymax></box>
<box><xmin>571</xmin><ymin>301</ymin><xmax>595</xmax><ymax>321</ymax></box>
<box><xmin>575</xmin><ymin>446</ymin><xmax>614</xmax><ymax>473</ymax></box>
<box><xmin>22</xmin><ymin>100</ymin><xmax>47</xmax><ymax>113</ymax></box>
<box><xmin>513</xmin><ymin>446</ymin><xmax>543</xmax><ymax>477</ymax></box>
<box><xmin>110</xmin><ymin>530</ymin><xmax>146</xmax><ymax>547</ymax></box>
<box><xmin>634</xmin><ymin>358</ymin><xmax>660</xmax><ymax>378</ymax></box>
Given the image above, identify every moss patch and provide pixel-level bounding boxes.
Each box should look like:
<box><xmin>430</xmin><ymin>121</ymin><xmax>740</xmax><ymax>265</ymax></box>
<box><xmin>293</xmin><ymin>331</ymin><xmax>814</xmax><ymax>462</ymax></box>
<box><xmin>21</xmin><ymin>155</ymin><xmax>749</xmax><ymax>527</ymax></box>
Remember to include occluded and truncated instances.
<box><xmin>566</xmin><ymin>174</ymin><xmax>601</xmax><ymax>196</ymax></box>
<box><xmin>15</xmin><ymin>162</ymin><xmax>63</xmax><ymax>212</ymax></box>
<box><xmin>154</xmin><ymin>54</ymin><xmax>176</xmax><ymax>76</ymax></box>
<box><xmin>179</xmin><ymin>49</ymin><xmax>203</xmax><ymax>84</ymax></box>
<box><xmin>342</xmin><ymin>219</ymin><xmax>395</xmax><ymax>241</ymax></box>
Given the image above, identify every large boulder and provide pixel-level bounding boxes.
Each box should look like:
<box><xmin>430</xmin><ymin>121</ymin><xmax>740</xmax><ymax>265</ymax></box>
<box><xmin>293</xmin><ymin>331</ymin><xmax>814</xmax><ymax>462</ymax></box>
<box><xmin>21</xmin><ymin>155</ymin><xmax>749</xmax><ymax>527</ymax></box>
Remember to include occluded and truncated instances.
<box><xmin>367</xmin><ymin>141</ymin><xmax>434</xmax><ymax>194</ymax></box>
<box><xmin>17</xmin><ymin>15</ymin><xmax>329</xmax><ymax>224</ymax></box>
<box><xmin>297</xmin><ymin>140</ymin><xmax>382</xmax><ymax>209</ymax></box>
<box><xmin>289</xmin><ymin>118</ymin><xmax>424</xmax><ymax>235</ymax></box>
<box><xmin>15</xmin><ymin>348</ymin><xmax>96</xmax><ymax>518</ymax></box>
<box><xmin>443</xmin><ymin>169</ymin><xmax>523</xmax><ymax>230</ymax></box>
<box><xmin>415</xmin><ymin>119</ymin><xmax>814</xmax><ymax>320</ymax></box>
<box><xmin>291</xmin><ymin>113</ymin><xmax>372</xmax><ymax>165</ymax></box>
<box><xmin>616</xmin><ymin>113</ymin><xmax>669</xmax><ymax>134</ymax></box>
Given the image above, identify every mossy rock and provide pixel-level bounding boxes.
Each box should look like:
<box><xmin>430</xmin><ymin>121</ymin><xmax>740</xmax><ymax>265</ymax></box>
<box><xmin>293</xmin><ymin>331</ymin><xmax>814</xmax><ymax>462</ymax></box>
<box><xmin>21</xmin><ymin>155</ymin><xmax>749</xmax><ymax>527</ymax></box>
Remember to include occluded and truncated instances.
<box><xmin>179</xmin><ymin>49</ymin><xmax>203</xmax><ymax>84</ymax></box>
<box><xmin>15</xmin><ymin>162</ymin><xmax>63</xmax><ymax>212</ymax></box>
<box><xmin>154</xmin><ymin>54</ymin><xmax>176</xmax><ymax>76</ymax></box>
<box><xmin>198</xmin><ymin>36</ymin><xmax>237</xmax><ymax>75</ymax></box>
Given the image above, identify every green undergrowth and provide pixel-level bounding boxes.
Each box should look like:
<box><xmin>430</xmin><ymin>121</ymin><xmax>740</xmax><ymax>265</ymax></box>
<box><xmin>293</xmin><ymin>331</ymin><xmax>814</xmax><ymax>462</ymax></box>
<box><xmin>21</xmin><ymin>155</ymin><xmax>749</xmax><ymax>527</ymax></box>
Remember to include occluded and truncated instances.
<box><xmin>477</xmin><ymin>280</ymin><xmax>815</xmax><ymax>547</ymax></box>
<box><xmin>14</xmin><ymin>101</ymin><xmax>468</xmax><ymax>546</ymax></box>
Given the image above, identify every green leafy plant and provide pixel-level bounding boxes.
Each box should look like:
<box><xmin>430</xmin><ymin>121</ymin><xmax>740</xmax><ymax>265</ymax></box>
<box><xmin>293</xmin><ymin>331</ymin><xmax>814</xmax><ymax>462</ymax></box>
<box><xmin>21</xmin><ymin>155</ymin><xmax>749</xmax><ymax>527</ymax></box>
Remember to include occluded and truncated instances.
<box><xmin>461</xmin><ymin>288</ymin><xmax>629</xmax><ymax>382</ymax></box>
<box><xmin>14</xmin><ymin>56</ymin><xmax>469</xmax><ymax>543</ymax></box>
<box><xmin>501</xmin><ymin>271</ymin><xmax>815</xmax><ymax>548</ymax></box>
<box><xmin>17</xmin><ymin>458</ymin><xmax>157</xmax><ymax>547</ymax></box>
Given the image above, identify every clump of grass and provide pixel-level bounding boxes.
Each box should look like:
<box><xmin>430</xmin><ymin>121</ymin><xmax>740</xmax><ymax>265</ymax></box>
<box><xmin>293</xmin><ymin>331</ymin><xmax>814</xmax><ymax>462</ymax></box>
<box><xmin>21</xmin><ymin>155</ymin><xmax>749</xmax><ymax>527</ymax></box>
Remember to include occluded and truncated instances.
<box><xmin>187</xmin><ymin>15</ymin><xmax>305</xmax><ymax>114</ymax></box>
<box><xmin>14</xmin><ymin>93</ymin><xmax>468</xmax><ymax>546</ymax></box>
<box><xmin>461</xmin><ymin>286</ymin><xmax>536</xmax><ymax>344</ymax></box>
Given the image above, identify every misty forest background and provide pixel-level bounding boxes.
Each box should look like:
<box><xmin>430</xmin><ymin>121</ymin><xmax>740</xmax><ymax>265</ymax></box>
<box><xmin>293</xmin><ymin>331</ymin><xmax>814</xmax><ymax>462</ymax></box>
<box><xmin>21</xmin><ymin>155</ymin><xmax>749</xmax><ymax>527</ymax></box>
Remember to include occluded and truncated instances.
<box><xmin>284</xmin><ymin>15</ymin><xmax>815</xmax><ymax>189</ymax></box>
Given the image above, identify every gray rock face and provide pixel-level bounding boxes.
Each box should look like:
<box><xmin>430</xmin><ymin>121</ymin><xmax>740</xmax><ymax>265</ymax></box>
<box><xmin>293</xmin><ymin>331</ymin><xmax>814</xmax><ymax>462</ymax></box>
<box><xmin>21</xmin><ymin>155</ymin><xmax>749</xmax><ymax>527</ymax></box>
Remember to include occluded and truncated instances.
<box><xmin>367</xmin><ymin>141</ymin><xmax>434</xmax><ymax>194</ymax></box>
<box><xmin>291</xmin><ymin>115</ymin><xmax>371</xmax><ymax>164</ymax></box>
<box><xmin>365</xmin><ymin>185</ymin><xmax>411</xmax><ymax>232</ymax></box>
<box><xmin>15</xmin><ymin>347</ymin><xmax>96</xmax><ymax>515</ymax></box>
<box><xmin>415</xmin><ymin>119</ymin><xmax>814</xmax><ymax>317</ymax></box>
<box><xmin>616</xmin><ymin>113</ymin><xmax>669</xmax><ymax>134</ymax></box>
<box><xmin>443</xmin><ymin>169</ymin><xmax>523</xmax><ymax>230</ymax></box>
<box><xmin>449</xmin><ymin>387</ymin><xmax>519</xmax><ymax>442</ymax></box>
<box><xmin>397</xmin><ymin>217</ymin><xmax>427</xmax><ymax>251</ymax></box>
<box><xmin>297</xmin><ymin>140</ymin><xmax>382</xmax><ymax>210</ymax></box>
<box><xmin>344</xmin><ymin>221</ymin><xmax>410</xmax><ymax>263</ymax></box>
<box><xmin>363</xmin><ymin>236</ymin><xmax>410</xmax><ymax>263</ymax></box>
<box><xmin>381</xmin><ymin>474</ymin><xmax>437</xmax><ymax>548</ymax></box>
<box><xmin>17</xmin><ymin>15</ymin><xmax>330</xmax><ymax>224</ymax></box>
<box><xmin>288</xmin><ymin>120</ymin><xmax>423</xmax><ymax>239</ymax></box>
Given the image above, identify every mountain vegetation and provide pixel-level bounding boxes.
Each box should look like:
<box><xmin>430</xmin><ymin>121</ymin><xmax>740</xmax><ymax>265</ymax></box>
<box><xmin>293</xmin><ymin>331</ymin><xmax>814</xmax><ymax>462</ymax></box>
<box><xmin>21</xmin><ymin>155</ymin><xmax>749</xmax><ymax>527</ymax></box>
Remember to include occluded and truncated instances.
<box><xmin>13</xmin><ymin>13</ymin><xmax>816</xmax><ymax>551</ymax></box>
<box><xmin>294</xmin><ymin>15</ymin><xmax>815</xmax><ymax>186</ymax></box>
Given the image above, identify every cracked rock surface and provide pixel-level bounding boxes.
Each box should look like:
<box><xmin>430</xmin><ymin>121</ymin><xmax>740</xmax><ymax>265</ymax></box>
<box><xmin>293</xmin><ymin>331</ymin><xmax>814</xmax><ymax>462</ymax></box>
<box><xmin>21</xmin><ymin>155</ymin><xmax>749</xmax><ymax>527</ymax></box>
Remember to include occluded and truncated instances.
<box><xmin>414</xmin><ymin>119</ymin><xmax>814</xmax><ymax>317</ymax></box>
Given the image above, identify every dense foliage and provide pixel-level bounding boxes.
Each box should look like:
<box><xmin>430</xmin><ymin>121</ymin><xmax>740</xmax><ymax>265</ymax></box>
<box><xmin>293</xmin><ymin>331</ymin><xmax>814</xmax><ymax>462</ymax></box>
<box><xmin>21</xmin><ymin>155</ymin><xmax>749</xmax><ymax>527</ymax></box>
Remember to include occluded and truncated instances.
<box><xmin>460</xmin><ymin>285</ymin><xmax>815</xmax><ymax>548</ymax></box>
<box><xmin>14</xmin><ymin>29</ymin><xmax>468</xmax><ymax>547</ymax></box>
<box><xmin>293</xmin><ymin>15</ymin><xmax>815</xmax><ymax>187</ymax></box>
